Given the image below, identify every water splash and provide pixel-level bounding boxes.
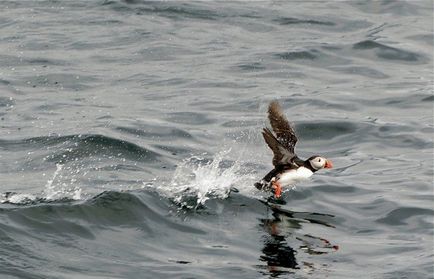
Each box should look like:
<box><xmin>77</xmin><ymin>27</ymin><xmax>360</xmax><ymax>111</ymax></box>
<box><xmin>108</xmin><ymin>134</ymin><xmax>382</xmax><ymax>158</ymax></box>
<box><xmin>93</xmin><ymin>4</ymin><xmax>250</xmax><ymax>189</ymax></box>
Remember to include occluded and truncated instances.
<box><xmin>44</xmin><ymin>163</ymin><xmax>64</xmax><ymax>200</ymax></box>
<box><xmin>42</xmin><ymin>163</ymin><xmax>82</xmax><ymax>201</ymax></box>
<box><xmin>1</xmin><ymin>163</ymin><xmax>83</xmax><ymax>205</ymax></box>
<box><xmin>163</xmin><ymin>149</ymin><xmax>256</xmax><ymax>208</ymax></box>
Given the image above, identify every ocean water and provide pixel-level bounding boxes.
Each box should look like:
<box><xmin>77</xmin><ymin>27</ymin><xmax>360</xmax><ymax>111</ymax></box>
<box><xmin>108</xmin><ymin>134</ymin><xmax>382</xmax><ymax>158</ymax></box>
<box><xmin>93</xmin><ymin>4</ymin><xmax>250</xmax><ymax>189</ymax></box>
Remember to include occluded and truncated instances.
<box><xmin>0</xmin><ymin>1</ymin><xmax>433</xmax><ymax>278</ymax></box>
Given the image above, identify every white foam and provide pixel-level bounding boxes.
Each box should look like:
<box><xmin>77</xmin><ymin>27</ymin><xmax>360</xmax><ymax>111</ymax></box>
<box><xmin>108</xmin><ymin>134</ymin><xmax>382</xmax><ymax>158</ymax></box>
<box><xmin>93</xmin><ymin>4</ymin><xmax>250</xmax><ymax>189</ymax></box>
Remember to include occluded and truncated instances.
<box><xmin>164</xmin><ymin>149</ymin><xmax>256</xmax><ymax>208</ymax></box>
<box><xmin>72</xmin><ymin>188</ymin><xmax>82</xmax><ymax>200</ymax></box>
<box><xmin>1</xmin><ymin>163</ymin><xmax>85</xmax><ymax>205</ymax></box>
<box><xmin>1</xmin><ymin>193</ymin><xmax>37</xmax><ymax>205</ymax></box>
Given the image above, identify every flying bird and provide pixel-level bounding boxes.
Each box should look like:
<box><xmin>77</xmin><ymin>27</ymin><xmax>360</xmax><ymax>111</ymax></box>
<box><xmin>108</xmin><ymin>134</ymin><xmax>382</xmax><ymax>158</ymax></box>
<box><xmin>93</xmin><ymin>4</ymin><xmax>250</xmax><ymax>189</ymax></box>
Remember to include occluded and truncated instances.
<box><xmin>255</xmin><ymin>101</ymin><xmax>333</xmax><ymax>198</ymax></box>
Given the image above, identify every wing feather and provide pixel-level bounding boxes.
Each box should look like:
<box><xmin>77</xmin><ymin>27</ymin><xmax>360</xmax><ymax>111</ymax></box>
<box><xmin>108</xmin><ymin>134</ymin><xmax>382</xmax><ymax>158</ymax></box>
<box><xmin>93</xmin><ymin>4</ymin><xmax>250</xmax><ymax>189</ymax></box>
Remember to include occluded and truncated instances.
<box><xmin>262</xmin><ymin>128</ymin><xmax>295</xmax><ymax>166</ymax></box>
<box><xmin>268</xmin><ymin>101</ymin><xmax>298</xmax><ymax>154</ymax></box>
<box><xmin>261</xmin><ymin>101</ymin><xmax>299</xmax><ymax>166</ymax></box>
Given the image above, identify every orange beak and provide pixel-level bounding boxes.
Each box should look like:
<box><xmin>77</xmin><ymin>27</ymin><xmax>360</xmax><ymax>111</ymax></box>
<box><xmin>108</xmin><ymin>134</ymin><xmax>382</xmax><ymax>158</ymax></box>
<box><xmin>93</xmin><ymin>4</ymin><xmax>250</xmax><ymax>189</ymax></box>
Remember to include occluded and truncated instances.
<box><xmin>324</xmin><ymin>160</ymin><xmax>333</xmax><ymax>169</ymax></box>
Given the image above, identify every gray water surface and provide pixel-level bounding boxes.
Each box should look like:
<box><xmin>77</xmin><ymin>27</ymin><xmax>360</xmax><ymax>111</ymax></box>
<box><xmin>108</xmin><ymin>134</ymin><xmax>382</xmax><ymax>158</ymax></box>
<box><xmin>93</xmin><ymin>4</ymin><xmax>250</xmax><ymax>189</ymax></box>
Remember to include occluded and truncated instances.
<box><xmin>0</xmin><ymin>1</ymin><xmax>433</xmax><ymax>278</ymax></box>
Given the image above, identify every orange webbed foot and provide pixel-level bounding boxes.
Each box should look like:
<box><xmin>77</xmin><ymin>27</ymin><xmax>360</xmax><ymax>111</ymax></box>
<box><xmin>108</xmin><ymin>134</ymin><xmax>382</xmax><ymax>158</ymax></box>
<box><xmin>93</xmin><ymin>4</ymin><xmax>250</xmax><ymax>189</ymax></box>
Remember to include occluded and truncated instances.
<box><xmin>271</xmin><ymin>181</ymin><xmax>282</xmax><ymax>198</ymax></box>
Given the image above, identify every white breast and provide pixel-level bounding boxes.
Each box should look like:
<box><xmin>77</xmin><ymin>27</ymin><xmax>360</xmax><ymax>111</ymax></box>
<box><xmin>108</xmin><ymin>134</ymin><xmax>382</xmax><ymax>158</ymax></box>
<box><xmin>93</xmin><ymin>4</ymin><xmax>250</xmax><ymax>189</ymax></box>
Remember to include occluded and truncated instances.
<box><xmin>277</xmin><ymin>167</ymin><xmax>313</xmax><ymax>187</ymax></box>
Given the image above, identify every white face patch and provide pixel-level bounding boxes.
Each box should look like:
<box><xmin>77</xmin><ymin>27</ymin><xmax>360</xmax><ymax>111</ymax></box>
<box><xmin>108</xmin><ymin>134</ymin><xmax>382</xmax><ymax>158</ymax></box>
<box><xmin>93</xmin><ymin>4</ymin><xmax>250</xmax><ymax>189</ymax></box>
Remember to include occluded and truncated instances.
<box><xmin>310</xmin><ymin>156</ymin><xmax>326</xmax><ymax>170</ymax></box>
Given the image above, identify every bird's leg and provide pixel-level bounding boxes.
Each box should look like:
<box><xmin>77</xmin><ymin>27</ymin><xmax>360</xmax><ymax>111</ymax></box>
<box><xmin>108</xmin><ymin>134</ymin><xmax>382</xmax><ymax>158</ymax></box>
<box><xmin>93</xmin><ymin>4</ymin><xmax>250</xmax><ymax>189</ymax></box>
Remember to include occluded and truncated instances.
<box><xmin>271</xmin><ymin>181</ymin><xmax>282</xmax><ymax>198</ymax></box>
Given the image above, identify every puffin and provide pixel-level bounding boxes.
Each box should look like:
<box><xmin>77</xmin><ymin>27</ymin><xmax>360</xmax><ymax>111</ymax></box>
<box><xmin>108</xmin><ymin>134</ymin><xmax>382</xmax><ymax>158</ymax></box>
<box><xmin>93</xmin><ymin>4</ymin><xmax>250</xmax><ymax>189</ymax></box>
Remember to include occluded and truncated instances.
<box><xmin>255</xmin><ymin>101</ymin><xmax>333</xmax><ymax>198</ymax></box>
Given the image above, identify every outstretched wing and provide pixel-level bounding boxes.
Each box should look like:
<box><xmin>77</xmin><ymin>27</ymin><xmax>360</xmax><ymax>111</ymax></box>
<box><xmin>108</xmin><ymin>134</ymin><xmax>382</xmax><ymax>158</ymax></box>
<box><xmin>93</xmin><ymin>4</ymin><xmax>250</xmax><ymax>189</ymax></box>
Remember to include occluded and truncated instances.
<box><xmin>268</xmin><ymin>101</ymin><xmax>298</xmax><ymax>154</ymax></box>
<box><xmin>262</xmin><ymin>101</ymin><xmax>298</xmax><ymax>166</ymax></box>
<box><xmin>262</xmin><ymin>128</ymin><xmax>295</xmax><ymax>166</ymax></box>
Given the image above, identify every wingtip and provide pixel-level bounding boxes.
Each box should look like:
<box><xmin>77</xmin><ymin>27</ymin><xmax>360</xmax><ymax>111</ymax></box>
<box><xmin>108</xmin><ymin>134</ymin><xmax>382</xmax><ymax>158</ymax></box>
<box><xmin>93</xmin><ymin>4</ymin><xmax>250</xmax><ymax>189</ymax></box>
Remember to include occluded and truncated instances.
<box><xmin>269</xmin><ymin>100</ymin><xmax>280</xmax><ymax>106</ymax></box>
<box><xmin>268</xmin><ymin>100</ymin><xmax>281</xmax><ymax>112</ymax></box>
<box><xmin>268</xmin><ymin>101</ymin><xmax>286</xmax><ymax>122</ymax></box>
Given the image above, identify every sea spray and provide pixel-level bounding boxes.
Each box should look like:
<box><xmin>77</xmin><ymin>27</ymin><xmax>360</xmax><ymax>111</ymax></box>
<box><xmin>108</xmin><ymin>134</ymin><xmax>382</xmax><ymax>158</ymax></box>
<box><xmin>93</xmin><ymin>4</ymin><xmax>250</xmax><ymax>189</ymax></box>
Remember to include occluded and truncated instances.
<box><xmin>166</xmin><ymin>149</ymin><xmax>256</xmax><ymax>208</ymax></box>
<box><xmin>44</xmin><ymin>163</ymin><xmax>64</xmax><ymax>200</ymax></box>
<box><xmin>42</xmin><ymin>163</ymin><xmax>82</xmax><ymax>201</ymax></box>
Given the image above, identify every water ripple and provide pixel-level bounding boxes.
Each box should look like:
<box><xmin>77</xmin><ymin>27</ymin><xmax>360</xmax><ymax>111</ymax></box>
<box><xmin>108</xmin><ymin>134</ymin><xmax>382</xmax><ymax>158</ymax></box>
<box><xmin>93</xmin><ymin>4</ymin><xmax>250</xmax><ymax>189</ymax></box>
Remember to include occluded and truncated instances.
<box><xmin>0</xmin><ymin>0</ymin><xmax>432</xmax><ymax>278</ymax></box>
<box><xmin>353</xmin><ymin>40</ymin><xmax>423</xmax><ymax>62</ymax></box>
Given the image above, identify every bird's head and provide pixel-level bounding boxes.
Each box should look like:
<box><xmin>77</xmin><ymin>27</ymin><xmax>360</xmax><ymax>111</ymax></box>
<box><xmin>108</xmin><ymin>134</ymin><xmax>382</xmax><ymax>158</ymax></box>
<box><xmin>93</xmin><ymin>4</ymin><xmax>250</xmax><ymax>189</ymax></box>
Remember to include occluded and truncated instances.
<box><xmin>308</xmin><ymin>156</ymin><xmax>333</xmax><ymax>171</ymax></box>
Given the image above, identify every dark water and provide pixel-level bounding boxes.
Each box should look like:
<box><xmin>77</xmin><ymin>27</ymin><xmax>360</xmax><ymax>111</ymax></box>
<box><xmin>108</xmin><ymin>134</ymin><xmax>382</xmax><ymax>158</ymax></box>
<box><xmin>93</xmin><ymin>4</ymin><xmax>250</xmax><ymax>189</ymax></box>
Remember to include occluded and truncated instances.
<box><xmin>1</xmin><ymin>1</ymin><xmax>433</xmax><ymax>278</ymax></box>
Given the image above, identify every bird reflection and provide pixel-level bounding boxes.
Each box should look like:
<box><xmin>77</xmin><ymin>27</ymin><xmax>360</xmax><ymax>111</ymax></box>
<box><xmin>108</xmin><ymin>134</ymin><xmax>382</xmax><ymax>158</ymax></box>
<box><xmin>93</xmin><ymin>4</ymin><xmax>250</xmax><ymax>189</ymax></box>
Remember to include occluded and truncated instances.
<box><xmin>259</xmin><ymin>215</ymin><xmax>297</xmax><ymax>276</ymax></box>
<box><xmin>258</xmin><ymin>203</ymin><xmax>338</xmax><ymax>276</ymax></box>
